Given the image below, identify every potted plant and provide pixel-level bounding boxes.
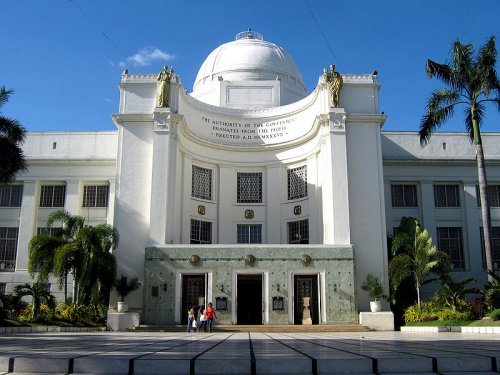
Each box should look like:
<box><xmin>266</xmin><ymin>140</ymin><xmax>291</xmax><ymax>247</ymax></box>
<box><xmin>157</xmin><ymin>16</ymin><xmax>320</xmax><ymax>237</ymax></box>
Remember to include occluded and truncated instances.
<box><xmin>115</xmin><ymin>275</ymin><xmax>140</xmax><ymax>313</ymax></box>
<box><xmin>361</xmin><ymin>274</ymin><xmax>386</xmax><ymax>312</ymax></box>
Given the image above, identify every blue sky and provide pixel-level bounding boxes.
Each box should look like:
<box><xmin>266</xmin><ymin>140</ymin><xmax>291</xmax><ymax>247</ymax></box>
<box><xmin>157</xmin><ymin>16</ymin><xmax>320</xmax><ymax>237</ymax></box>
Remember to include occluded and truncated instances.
<box><xmin>2</xmin><ymin>0</ymin><xmax>499</xmax><ymax>133</ymax></box>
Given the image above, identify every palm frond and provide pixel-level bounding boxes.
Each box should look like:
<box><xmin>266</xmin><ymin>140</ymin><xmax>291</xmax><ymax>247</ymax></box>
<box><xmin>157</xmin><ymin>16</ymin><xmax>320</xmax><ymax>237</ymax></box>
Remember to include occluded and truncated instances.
<box><xmin>419</xmin><ymin>89</ymin><xmax>460</xmax><ymax>145</ymax></box>
<box><xmin>0</xmin><ymin>86</ymin><xmax>14</xmax><ymax>108</ymax></box>
<box><xmin>426</xmin><ymin>59</ymin><xmax>456</xmax><ymax>88</ymax></box>
<box><xmin>476</xmin><ymin>36</ymin><xmax>500</xmax><ymax>96</ymax></box>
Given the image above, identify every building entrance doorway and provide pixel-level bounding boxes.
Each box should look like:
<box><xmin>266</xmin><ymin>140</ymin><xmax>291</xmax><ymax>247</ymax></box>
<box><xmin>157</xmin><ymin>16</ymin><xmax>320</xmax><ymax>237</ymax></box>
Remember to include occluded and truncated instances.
<box><xmin>237</xmin><ymin>274</ymin><xmax>262</xmax><ymax>324</ymax></box>
<box><xmin>180</xmin><ymin>274</ymin><xmax>206</xmax><ymax>325</ymax></box>
<box><xmin>293</xmin><ymin>274</ymin><xmax>319</xmax><ymax>324</ymax></box>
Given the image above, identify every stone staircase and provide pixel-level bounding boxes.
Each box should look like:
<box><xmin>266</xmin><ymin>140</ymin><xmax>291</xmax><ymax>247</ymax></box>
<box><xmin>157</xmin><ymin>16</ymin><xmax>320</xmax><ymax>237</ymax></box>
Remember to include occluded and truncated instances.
<box><xmin>132</xmin><ymin>323</ymin><xmax>372</xmax><ymax>332</ymax></box>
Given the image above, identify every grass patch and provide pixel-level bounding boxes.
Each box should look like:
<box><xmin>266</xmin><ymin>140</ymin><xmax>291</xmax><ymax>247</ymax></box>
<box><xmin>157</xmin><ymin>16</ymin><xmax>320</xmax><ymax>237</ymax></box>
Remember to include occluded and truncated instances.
<box><xmin>1</xmin><ymin>319</ymin><xmax>103</xmax><ymax>328</ymax></box>
<box><xmin>406</xmin><ymin>320</ymin><xmax>473</xmax><ymax>327</ymax></box>
<box><xmin>468</xmin><ymin>318</ymin><xmax>500</xmax><ymax>327</ymax></box>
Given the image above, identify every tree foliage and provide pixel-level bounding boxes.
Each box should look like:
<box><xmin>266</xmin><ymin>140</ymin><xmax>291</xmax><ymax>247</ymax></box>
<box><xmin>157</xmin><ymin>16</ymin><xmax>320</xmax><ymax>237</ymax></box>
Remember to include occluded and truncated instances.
<box><xmin>13</xmin><ymin>283</ymin><xmax>54</xmax><ymax>321</ymax></box>
<box><xmin>420</xmin><ymin>36</ymin><xmax>500</xmax><ymax>281</ymax></box>
<box><xmin>0</xmin><ymin>86</ymin><xmax>27</xmax><ymax>183</ymax></box>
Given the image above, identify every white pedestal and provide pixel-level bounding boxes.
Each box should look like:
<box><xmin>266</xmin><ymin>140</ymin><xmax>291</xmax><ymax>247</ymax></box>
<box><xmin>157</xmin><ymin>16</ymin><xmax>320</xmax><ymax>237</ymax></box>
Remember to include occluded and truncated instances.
<box><xmin>106</xmin><ymin>312</ymin><xmax>140</xmax><ymax>331</ymax></box>
<box><xmin>359</xmin><ymin>311</ymin><xmax>394</xmax><ymax>331</ymax></box>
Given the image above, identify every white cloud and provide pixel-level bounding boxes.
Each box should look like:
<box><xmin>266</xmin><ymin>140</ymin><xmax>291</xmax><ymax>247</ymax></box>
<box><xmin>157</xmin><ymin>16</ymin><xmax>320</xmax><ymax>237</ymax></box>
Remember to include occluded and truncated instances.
<box><xmin>119</xmin><ymin>47</ymin><xmax>174</xmax><ymax>68</ymax></box>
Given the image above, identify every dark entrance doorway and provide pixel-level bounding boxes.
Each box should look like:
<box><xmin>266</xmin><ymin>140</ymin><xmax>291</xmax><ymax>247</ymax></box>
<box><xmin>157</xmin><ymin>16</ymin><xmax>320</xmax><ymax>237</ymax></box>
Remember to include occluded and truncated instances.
<box><xmin>294</xmin><ymin>274</ymin><xmax>319</xmax><ymax>324</ymax></box>
<box><xmin>237</xmin><ymin>274</ymin><xmax>262</xmax><ymax>324</ymax></box>
<box><xmin>180</xmin><ymin>274</ymin><xmax>206</xmax><ymax>325</ymax></box>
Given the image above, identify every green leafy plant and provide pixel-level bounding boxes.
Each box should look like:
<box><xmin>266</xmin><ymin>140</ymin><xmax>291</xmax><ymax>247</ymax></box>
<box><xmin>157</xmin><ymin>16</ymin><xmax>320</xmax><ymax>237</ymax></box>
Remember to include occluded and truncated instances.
<box><xmin>13</xmin><ymin>283</ymin><xmax>54</xmax><ymax>321</ymax></box>
<box><xmin>489</xmin><ymin>308</ymin><xmax>500</xmax><ymax>321</ymax></box>
<box><xmin>361</xmin><ymin>274</ymin><xmax>386</xmax><ymax>301</ymax></box>
<box><xmin>433</xmin><ymin>277</ymin><xmax>478</xmax><ymax>310</ymax></box>
<box><xmin>482</xmin><ymin>270</ymin><xmax>500</xmax><ymax>309</ymax></box>
<box><xmin>404</xmin><ymin>301</ymin><xmax>438</xmax><ymax>323</ymax></box>
<box><xmin>115</xmin><ymin>275</ymin><xmax>140</xmax><ymax>302</ymax></box>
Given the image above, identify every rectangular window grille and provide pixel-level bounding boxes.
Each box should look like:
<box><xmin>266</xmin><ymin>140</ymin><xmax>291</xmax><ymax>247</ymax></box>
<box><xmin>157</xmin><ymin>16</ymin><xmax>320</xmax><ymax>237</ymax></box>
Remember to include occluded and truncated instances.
<box><xmin>287</xmin><ymin>166</ymin><xmax>307</xmax><ymax>200</ymax></box>
<box><xmin>0</xmin><ymin>227</ymin><xmax>18</xmax><ymax>272</ymax></box>
<box><xmin>237</xmin><ymin>172</ymin><xmax>262</xmax><ymax>203</ymax></box>
<box><xmin>192</xmin><ymin>166</ymin><xmax>212</xmax><ymax>200</ymax></box>
<box><xmin>83</xmin><ymin>185</ymin><xmax>109</xmax><ymax>207</ymax></box>
<box><xmin>190</xmin><ymin>219</ymin><xmax>212</xmax><ymax>244</ymax></box>
<box><xmin>0</xmin><ymin>283</ymin><xmax>5</xmax><ymax>295</ymax></box>
<box><xmin>434</xmin><ymin>185</ymin><xmax>460</xmax><ymax>207</ymax></box>
<box><xmin>476</xmin><ymin>185</ymin><xmax>500</xmax><ymax>207</ymax></box>
<box><xmin>237</xmin><ymin>224</ymin><xmax>262</xmax><ymax>243</ymax></box>
<box><xmin>37</xmin><ymin>227</ymin><xmax>64</xmax><ymax>237</ymax></box>
<box><xmin>0</xmin><ymin>185</ymin><xmax>23</xmax><ymax>207</ymax></box>
<box><xmin>391</xmin><ymin>184</ymin><xmax>417</xmax><ymax>207</ymax></box>
<box><xmin>437</xmin><ymin>227</ymin><xmax>465</xmax><ymax>270</ymax></box>
<box><xmin>288</xmin><ymin>219</ymin><xmax>309</xmax><ymax>244</ymax></box>
<box><xmin>480</xmin><ymin>226</ymin><xmax>500</xmax><ymax>269</ymax></box>
<box><xmin>40</xmin><ymin>185</ymin><xmax>66</xmax><ymax>208</ymax></box>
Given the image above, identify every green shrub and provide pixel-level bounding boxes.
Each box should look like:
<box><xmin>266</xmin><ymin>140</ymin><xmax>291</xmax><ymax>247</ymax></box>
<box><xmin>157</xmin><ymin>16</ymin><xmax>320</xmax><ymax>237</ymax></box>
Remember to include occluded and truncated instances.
<box><xmin>489</xmin><ymin>309</ymin><xmax>500</xmax><ymax>321</ymax></box>
<box><xmin>55</xmin><ymin>303</ymin><xmax>94</xmax><ymax>324</ymax></box>
<box><xmin>404</xmin><ymin>302</ymin><xmax>438</xmax><ymax>323</ymax></box>
<box><xmin>436</xmin><ymin>307</ymin><xmax>473</xmax><ymax>321</ymax></box>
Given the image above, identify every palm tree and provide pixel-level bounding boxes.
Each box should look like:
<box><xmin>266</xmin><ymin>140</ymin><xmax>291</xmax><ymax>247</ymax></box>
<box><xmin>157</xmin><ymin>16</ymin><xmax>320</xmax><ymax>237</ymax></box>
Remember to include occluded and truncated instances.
<box><xmin>435</xmin><ymin>276</ymin><xmax>478</xmax><ymax>311</ymax></box>
<box><xmin>389</xmin><ymin>217</ymin><xmax>449</xmax><ymax>307</ymax></box>
<box><xmin>13</xmin><ymin>283</ymin><xmax>54</xmax><ymax>321</ymax></box>
<box><xmin>0</xmin><ymin>86</ymin><xmax>28</xmax><ymax>183</ymax></box>
<box><xmin>419</xmin><ymin>36</ymin><xmax>500</xmax><ymax>281</ymax></box>
<box><xmin>28</xmin><ymin>210</ymin><xmax>118</xmax><ymax>305</ymax></box>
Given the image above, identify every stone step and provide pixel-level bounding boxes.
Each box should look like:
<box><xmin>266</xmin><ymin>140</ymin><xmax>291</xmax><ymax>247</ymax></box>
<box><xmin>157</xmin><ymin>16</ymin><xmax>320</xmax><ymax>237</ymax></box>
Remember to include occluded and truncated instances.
<box><xmin>132</xmin><ymin>323</ymin><xmax>372</xmax><ymax>332</ymax></box>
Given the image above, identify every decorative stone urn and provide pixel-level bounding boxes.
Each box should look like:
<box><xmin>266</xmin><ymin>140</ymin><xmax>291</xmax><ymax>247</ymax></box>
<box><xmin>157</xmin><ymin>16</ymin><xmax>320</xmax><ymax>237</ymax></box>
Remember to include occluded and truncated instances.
<box><xmin>370</xmin><ymin>301</ymin><xmax>382</xmax><ymax>313</ymax></box>
<box><xmin>302</xmin><ymin>296</ymin><xmax>312</xmax><ymax>325</ymax></box>
<box><xmin>117</xmin><ymin>301</ymin><xmax>128</xmax><ymax>313</ymax></box>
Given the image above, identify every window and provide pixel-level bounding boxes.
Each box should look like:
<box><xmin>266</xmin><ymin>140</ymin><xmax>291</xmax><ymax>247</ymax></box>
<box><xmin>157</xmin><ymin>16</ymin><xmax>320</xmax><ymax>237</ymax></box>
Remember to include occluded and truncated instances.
<box><xmin>237</xmin><ymin>172</ymin><xmax>262</xmax><ymax>203</ymax></box>
<box><xmin>288</xmin><ymin>166</ymin><xmax>307</xmax><ymax>200</ymax></box>
<box><xmin>237</xmin><ymin>224</ymin><xmax>262</xmax><ymax>243</ymax></box>
<box><xmin>476</xmin><ymin>185</ymin><xmax>500</xmax><ymax>207</ymax></box>
<box><xmin>0</xmin><ymin>227</ymin><xmax>18</xmax><ymax>272</ymax></box>
<box><xmin>434</xmin><ymin>185</ymin><xmax>460</xmax><ymax>207</ymax></box>
<box><xmin>480</xmin><ymin>227</ymin><xmax>500</xmax><ymax>269</ymax></box>
<box><xmin>192</xmin><ymin>166</ymin><xmax>212</xmax><ymax>200</ymax></box>
<box><xmin>0</xmin><ymin>185</ymin><xmax>23</xmax><ymax>207</ymax></box>
<box><xmin>0</xmin><ymin>283</ymin><xmax>5</xmax><ymax>295</ymax></box>
<box><xmin>83</xmin><ymin>185</ymin><xmax>109</xmax><ymax>207</ymax></box>
<box><xmin>37</xmin><ymin>227</ymin><xmax>64</xmax><ymax>237</ymax></box>
<box><xmin>391</xmin><ymin>184</ymin><xmax>417</xmax><ymax>207</ymax></box>
<box><xmin>190</xmin><ymin>219</ymin><xmax>212</xmax><ymax>244</ymax></box>
<box><xmin>40</xmin><ymin>185</ymin><xmax>65</xmax><ymax>207</ymax></box>
<box><xmin>288</xmin><ymin>219</ymin><xmax>309</xmax><ymax>244</ymax></box>
<box><xmin>437</xmin><ymin>227</ymin><xmax>465</xmax><ymax>270</ymax></box>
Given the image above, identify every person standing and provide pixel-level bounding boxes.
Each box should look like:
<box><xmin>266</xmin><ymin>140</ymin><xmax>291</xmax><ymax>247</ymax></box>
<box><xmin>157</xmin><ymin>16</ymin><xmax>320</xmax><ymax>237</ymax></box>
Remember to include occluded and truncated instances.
<box><xmin>205</xmin><ymin>302</ymin><xmax>216</xmax><ymax>333</ymax></box>
<box><xmin>198</xmin><ymin>305</ymin><xmax>208</xmax><ymax>332</ymax></box>
<box><xmin>186</xmin><ymin>305</ymin><xmax>196</xmax><ymax>332</ymax></box>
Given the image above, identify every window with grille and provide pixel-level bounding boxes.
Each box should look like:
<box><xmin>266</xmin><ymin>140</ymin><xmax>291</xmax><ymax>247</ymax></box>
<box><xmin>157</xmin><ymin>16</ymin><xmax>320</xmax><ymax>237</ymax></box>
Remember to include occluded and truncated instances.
<box><xmin>237</xmin><ymin>173</ymin><xmax>262</xmax><ymax>203</ymax></box>
<box><xmin>0</xmin><ymin>227</ymin><xmax>18</xmax><ymax>272</ymax></box>
<box><xmin>40</xmin><ymin>185</ymin><xmax>66</xmax><ymax>207</ymax></box>
<box><xmin>192</xmin><ymin>166</ymin><xmax>212</xmax><ymax>201</ymax></box>
<box><xmin>434</xmin><ymin>185</ymin><xmax>460</xmax><ymax>207</ymax></box>
<box><xmin>0</xmin><ymin>185</ymin><xmax>23</xmax><ymax>207</ymax></box>
<box><xmin>83</xmin><ymin>185</ymin><xmax>109</xmax><ymax>207</ymax></box>
<box><xmin>237</xmin><ymin>224</ymin><xmax>262</xmax><ymax>243</ymax></box>
<box><xmin>190</xmin><ymin>219</ymin><xmax>212</xmax><ymax>244</ymax></box>
<box><xmin>476</xmin><ymin>185</ymin><xmax>500</xmax><ymax>207</ymax></box>
<box><xmin>288</xmin><ymin>219</ymin><xmax>309</xmax><ymax>244</ymax></box>
<box><xmin>391</xmin><ymin>184</ymin><xmax>417</xmax><ymax>207</ymax></box>
<box><xmin>37</xmin><ymin>227</ymin><xmax>64</xmax><ymax>237</ymax></box>
<box><xmin>437</xmin><ymin>227</ymin><xmax>464</xmax><ymax>270</ymax></box>
<box><xmin>0</xmin><ymin>283</ymin><xmax>5</xmax><ymax>295</ymax></box>
<box><xmin>480</xmin><ymin>226</ymin><xmax>500</xmax><ymax>269</ymax></box>
<box><xmin>287</xmin><ymin>166</ymin><xmax>307</xmax><ymax>200</ymax></box>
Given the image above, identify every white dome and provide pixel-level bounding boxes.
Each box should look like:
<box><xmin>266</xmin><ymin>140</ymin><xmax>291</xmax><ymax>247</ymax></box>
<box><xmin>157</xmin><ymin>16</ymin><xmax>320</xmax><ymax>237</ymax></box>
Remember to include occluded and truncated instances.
<box><xmin>192</xmin><ymin>31</ymin><xmax>307</xmax><ymax>107</ymax></box>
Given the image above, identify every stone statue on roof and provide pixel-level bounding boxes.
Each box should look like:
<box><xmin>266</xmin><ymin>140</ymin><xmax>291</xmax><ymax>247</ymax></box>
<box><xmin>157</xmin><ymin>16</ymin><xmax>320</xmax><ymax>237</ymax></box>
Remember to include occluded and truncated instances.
<box><xmin>324</xmin><ymin>64</ymin><xmax>343</xmax><ymax>108</ymax></box>
<box><xmin>157</xmin><ymin>65</ymin><xmax>174</xmax><ymax>108</ymax></box>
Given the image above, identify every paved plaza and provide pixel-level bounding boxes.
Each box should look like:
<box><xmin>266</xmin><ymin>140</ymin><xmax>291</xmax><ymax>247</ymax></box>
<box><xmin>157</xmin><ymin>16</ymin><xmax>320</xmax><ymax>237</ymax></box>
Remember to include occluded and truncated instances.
<box><xmin>0</xmin><ymin>331</ymin><xmax>500</xmax><ymax>374</ymax></box>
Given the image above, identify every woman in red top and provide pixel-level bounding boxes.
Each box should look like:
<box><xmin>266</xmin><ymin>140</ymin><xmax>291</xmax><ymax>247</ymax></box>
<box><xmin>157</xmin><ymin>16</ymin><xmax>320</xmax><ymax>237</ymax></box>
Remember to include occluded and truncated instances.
<box><xmin>205</xmin><ymin>302</ymin><xmax>216</xmax><ymax>333</ymax></box>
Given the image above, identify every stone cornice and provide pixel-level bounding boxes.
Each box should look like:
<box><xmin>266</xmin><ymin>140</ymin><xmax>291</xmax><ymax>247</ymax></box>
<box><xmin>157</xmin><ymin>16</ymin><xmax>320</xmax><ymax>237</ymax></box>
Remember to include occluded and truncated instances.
<box><xmin>112</xmin><ymin>113</ymin><xmax>154</xmax><ymax>126</ymax></box>
<box><xmin>346</xmin><ymin>113</ymin><xmax>387</xmax><ymax>125</ymax></box>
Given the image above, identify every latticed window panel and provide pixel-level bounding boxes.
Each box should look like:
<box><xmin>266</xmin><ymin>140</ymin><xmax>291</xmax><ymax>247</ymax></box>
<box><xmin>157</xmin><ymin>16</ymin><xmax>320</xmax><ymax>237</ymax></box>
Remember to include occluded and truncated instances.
<box><xmin>287</xmin><ymin>166</ymin><xmax>307</xmax><ymax>200</ymax></box>
<box><xmin>434</xmin><ymin>184</ymin><xmax>460</xmax><ymax>207</ymax></box>
<box><xmin>190</xmin><ymin>219</ymin><xmax>212</xmax><ymax>244</ymax></box>
<box><xmin>288</xmin><ymin>219</ymin><xmax>309</xmax><ymax>244</ymax></box>
<box><xmin>480</xmin><ymin>226</ymin><xmax>500</xmax><ymax>269</ymax></box>
<box><xmin>83</xmin><ymin>185</ymin><xmax>109</xmax><ymax>207</ymax></box>
<box><xmin>192</xmin><ymin>166</ymin><xmax>212</xmax><ymax>201</ymax></box>
<box><xmin>237</xmin><ymin>224</ymin><xmax>262</xmax><ymax>243</ymax></box>
<box><xmin>237</xmin><ymin>172</ymin><xmax>262</xmax><ymax>203</ymax></box>
<box><xmin>0</xmin><ymin>227</ymin><xmax>18</xmax><ymax>272</ymax></box>
<box><xmin>0</xmin><ymin>185</ymin><xmax>23</xmax><ymax>207</ymax></box>
<box><xmin>391</xmin><ymin>184</ymin><xmax>417</xmax><ymax>207</ymax></box>
<box><xmin>437</xmin><ymin>227</ymin><xmax>465</xmax><ymax>270</ymax></box>
<box><xmin>40</xmin><ymin>185</ymin><xmax>66</xmax><ymax>207</ymax></box>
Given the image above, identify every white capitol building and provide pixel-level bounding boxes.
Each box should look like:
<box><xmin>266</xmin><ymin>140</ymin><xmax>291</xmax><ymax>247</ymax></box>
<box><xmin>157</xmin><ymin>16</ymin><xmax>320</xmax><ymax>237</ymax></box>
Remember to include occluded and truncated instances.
<box><xmin>1</xmin><ymin>30</ymin><xmax>499</xmax><ymax>325</ymax></box>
